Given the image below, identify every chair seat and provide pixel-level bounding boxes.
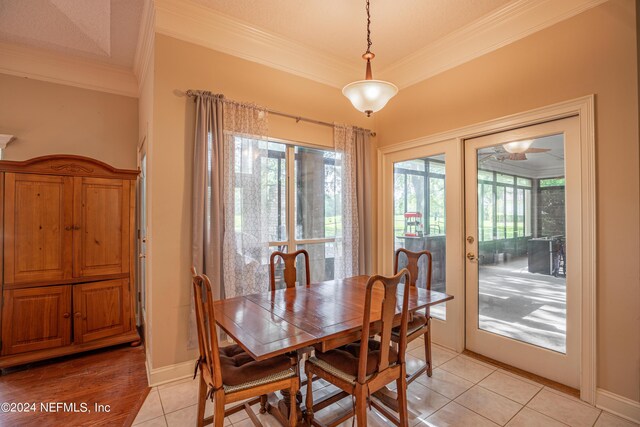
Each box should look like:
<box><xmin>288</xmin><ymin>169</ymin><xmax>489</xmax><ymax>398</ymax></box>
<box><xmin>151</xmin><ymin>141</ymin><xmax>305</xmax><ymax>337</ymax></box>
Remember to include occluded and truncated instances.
<box><xmin>309</xmin><ymin>340</ymin><xmax>398</xmax><ymax>383</ymax></box>
<box><xmin>219</xmin><ymin>344</ymin><xmax>295</xmax><ymax>391</ymax></box>
<box><xmin>391</xmin><ymin>313</ymin><xmax>428</xmax><ymax>337</ymax></box>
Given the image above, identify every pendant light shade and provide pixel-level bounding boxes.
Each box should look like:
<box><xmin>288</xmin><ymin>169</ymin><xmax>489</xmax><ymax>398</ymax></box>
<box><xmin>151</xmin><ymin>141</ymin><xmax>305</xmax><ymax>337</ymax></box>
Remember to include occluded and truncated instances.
<box><xmin>343</xmin><ymin>0</ymin><xmax>397</xmax><ymax>116</ymax></box>
<box><xmin>342</xmin><ymin>79</ymin><xmax>398</xmax><ymax>116</ymax></box>
<box><xmin>503</xmin><ymin>139</ymin><xmax>534</xmax><ymax>154</ymax></box>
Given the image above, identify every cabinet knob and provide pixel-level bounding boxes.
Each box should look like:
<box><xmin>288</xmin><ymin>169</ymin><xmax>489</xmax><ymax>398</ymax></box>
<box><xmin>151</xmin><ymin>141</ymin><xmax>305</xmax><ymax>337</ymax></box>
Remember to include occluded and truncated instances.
<box><xmin>63</xmin><ymin>312</ymin><xmax>70</xmax><ymax>318</ymax></box>
<box><xmin>75</xmin><ymin>312</ymin><xmax>81</xmax><ymax>318</ymax></box>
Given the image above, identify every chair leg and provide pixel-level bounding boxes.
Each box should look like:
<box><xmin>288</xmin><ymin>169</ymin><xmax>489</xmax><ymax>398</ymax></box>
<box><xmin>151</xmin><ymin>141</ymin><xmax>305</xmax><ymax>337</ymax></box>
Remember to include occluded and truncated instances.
<box><xmin>213</xmin><ymin>390</ymin><xmax>225</xmax><ymax>427</ymax></box>
<box><xmin>289</xmin><ymin>379</ymin><xmax>298</xmax><ymax>427</ymax></box>
<box><xmin>305</xmin><ymin>369</ymin><xmax>314</xmax><ymax>425</ymax></box>
<box><xmin>355</xmin><ymin>385</ymin><xmax>368</xmax><ymax>427</ymax></box>
<box><xmin>260</xmin><ymin>394</ymin><xmax>267</xmax><ymax>414</ymax></box>
<box><xmin>196</xmin><ymin>373</ymin><xmax>208</xmax><ymax>427</ymax></box>
<box><xmin>396</xmin><ymin>365</ymin><xmax>409</xmax><ymax>427</ymax></box>
<box><xmin>425</xmin><ymin>323</ymin><xmax>433</xmax><ymax>377</ymax></box>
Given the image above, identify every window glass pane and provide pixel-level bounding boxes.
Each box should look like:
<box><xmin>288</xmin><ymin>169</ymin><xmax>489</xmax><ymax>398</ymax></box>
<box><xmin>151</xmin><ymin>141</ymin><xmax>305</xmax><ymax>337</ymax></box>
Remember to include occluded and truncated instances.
<box><xmin>296</xmin><ymin>242</ymin><xmax>336</xmax><ymax>283</ymax></box>
<box><xmin>478</xmin><ymin>169</ymin><xmax>493</xmax><ymax>181</ymax></box>
<box><xmin>406</xmin><ymin>175</ymin><xmax>425</xmax><ymax>214</ymax></box>
<box><xmin>269</xmin><ymin>245</ymin><xmax>289</xmax><ymax>290</ymax></box>
<box><xmin>517</xmin><ymin>188</ymin><xmax>525</xmax><ymax>237</ymax></box>
<box><xmin>394</xmin><ymin>172</ymin><xmax>406</xmax><ymax>239</ymax></box>
<box><xmin>479</xmin><ymin>183</ymin><xmax>494</xmax><ymax>241</ymax></box>
<box><xmin>429</xmin><ymin>177</ymin><xmax>445</xmax><ymax>234</ymax></box>
<box><xmin>517</xmin><ymin>177</ymin><xmax>532</xmax><ymax>187</ymax></box>
<box><xmin>263</xmin><ymin>143</ymin><xmax>287</xmax><ymax>241</ymax></box>
<box><xmin>525</xmin><ymin>189</ymin><xmax>532</xmax><ymax>236</ymax></box>
<box><xmin>233</xmin><ymin>138</ymin><xmax>286</xmax><ymax>242</ymax></box>
<box><xmin>540</xmin><ymin>177</ymin><xmax>565</xmax><ymax>187</ymax></box>
<box><xmin>496</xmin><ymin>186</ymin><xmax>506</xmax><ymax>239</ymax></box>
<box><xmin>395</xmin><ymin>159</ymin><xmax>425</xmax><ymax>172</ymax></box>
<box><xmin>506</xmin><ymin>187</ymin><xmax>514</xmax><ymax>238</ymax></box>
<box><xmin>428</xmin><ymin>160</ymin><xmax>445</xmax><ymax>175</ymax></box>
<box><xmin>294</xmin><ymin>147</ymin><xmax>341</xmax><ymax>240</ymax></box>
<box><xmin>496</xmin><ymin>173</ymin><xmax>515</xmax><ymax>184</ymax></box>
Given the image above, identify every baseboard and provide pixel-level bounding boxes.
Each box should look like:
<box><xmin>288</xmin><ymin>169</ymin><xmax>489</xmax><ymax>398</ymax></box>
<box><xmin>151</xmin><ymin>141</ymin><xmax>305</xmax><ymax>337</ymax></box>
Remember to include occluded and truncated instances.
<box><xmin>596</xmin><ymin>388</ymin><xmax>640</xmax><ymax>424</ymax></box>
<box><xmin>143</xmin><ymin>341</ymin><xmax>235</xmax><ymax>387</ymax></box>
<box><xmin>146</xmin><ymin>358</ymin><xmax>197</xmax><ymax>387</ymax></box>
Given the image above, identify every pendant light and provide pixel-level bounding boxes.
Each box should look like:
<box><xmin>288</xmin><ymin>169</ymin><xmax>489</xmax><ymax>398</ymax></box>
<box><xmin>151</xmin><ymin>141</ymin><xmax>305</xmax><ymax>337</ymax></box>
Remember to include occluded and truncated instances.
<box><xmin>342</xmin><ymin>0</ymin><xmax>398</xmax><ymax>117</ymax></box>
<box><xmin>503</xmin><ymin>139</ymin><xmax>534</xmax><ymax>154</ymax></box>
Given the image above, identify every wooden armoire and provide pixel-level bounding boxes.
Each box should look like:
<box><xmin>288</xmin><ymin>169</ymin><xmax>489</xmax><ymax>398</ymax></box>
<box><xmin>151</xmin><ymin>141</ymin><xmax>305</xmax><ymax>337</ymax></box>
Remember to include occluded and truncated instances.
<box><xmin>0</xmin><ymin>155</ymin><xmax>140</xmax><ymax>369</ymax></box>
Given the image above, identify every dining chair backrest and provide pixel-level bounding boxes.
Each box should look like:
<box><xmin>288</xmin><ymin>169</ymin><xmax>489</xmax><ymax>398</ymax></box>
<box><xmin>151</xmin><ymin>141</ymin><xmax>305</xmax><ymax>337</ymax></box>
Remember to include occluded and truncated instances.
<box><xmin>357</xmin><ymin>269</ymin><xmax>411</xmax><ymax>383</ymax></box>
<box><xmin>191</xmin><ymin>267</ymin><xmax>223</xmax><ymax>390</ymax></box>
<box><xmin>394</xmin><ymin>248</ymin><xmax>433</xmax><ymax>290</ymax></box>
<box><xmin>269</xmin><ymin>249</ymin><xmax>311</xmax><ymax>291</ymax></box>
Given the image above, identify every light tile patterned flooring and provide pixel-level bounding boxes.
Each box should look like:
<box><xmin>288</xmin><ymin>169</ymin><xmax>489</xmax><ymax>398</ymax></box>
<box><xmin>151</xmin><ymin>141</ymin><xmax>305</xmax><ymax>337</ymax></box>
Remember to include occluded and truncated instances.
<box><xmin>133</xmin><ymin>338</ymin><xmax>638</xmax><ymax>427</ymax></box>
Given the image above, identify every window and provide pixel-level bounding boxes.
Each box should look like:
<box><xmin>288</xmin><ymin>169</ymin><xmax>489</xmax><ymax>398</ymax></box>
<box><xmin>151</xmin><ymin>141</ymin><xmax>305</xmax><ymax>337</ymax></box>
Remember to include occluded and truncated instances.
<box><xmin>232</xmin><ymin>138</ymin><xmax>341</xmax><ymax>287</ymax></box>
<box><xmin>477</xmin><ymin>169</ymin><xmax>533</xmax><ymax>241</ymax></box>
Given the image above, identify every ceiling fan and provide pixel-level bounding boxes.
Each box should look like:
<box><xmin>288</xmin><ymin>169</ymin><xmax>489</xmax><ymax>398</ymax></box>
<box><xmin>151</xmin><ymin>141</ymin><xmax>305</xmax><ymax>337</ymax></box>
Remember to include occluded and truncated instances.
<box><xmin>480</xmin><ymin>139</ymin><xmax>550</xmax><ymax>162</ymax></box>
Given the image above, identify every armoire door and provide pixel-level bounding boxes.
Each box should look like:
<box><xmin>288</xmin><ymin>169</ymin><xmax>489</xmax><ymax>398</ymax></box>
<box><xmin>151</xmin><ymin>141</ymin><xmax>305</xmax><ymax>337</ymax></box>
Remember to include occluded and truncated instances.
<box><xmin>73</xmin><ymin>177</ymin><xmax>131</xmax><ymax>278</ymax></box>
<box><xmin>73</xmin><ymin>279</ymin><xmax>131</xmax><ymax>343</ymax></box>
<box><xmin>1</xmin><ymin>285</ymin><xmax>72</xmax><ymax>355</ymax></box>
<box><xmin>4</xmin><ymin>173</ymin><xmax>74</xmax><ymax>284</ymax></box>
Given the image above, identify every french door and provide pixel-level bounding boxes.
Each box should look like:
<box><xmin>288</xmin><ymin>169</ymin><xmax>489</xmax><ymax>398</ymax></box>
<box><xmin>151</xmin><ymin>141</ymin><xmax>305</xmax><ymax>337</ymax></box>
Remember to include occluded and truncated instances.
<box><xmin>380</xmin><ymin>139</ymin><xmax>464</xmax><ymax>351</ymax></box>
<box><xmin>464</xmin><ymin>117</ymin><xmax>581</xmax><ymax>387</ymax></box>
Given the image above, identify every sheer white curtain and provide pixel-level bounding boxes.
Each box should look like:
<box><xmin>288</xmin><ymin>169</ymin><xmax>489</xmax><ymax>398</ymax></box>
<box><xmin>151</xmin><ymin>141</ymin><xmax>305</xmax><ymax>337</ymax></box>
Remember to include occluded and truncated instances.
<box><xmin>222</xmin><ymin>101</ymin><xmax>271</xmax><ymax>298</ymax></box>
<box><xmin>334</xmin><ymin>124</ymin><xmax>360</xmax><ymax>278</ymax></box>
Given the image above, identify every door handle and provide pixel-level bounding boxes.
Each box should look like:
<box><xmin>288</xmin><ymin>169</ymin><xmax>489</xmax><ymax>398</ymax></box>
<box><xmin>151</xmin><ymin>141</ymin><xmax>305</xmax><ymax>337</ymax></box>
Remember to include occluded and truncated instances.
<box><xmin>466</xmin><ymin>252</ymin><xmax>476</xmax><ymax>261</ymax></box>
<box><xmin>139</xmin><ymin>254</ymin><xmax>146</xmax><ymax>259</ymax></box>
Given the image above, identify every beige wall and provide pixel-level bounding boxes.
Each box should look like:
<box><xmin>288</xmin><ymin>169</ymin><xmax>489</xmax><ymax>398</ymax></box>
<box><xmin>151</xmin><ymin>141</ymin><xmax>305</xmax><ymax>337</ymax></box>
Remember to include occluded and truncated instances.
<box><xmin>0</xmin><ymin>74</ymin><xmax>138</xmax><ymax>169</ymax></box>
<box><xmin>148</xmin><ymin>34</ymin><xmax>374</xmax><ymax>369</ymax></box>
<box><xmin>377</xmin><ymin>0</ymin><xmax>640</xmax><ymax>401</ymax></box>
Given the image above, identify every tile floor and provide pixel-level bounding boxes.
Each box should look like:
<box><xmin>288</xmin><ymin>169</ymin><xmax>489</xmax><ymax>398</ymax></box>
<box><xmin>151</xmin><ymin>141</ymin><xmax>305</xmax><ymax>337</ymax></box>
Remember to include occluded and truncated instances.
<box><xmin>133</xmin><ymin>338</ymin><xmax>638</xmax><ymax>427</ymax></box>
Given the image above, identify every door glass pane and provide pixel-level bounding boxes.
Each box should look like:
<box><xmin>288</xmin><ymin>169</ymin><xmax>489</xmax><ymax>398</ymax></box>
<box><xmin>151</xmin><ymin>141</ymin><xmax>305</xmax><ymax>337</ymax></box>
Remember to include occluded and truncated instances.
<box><xmin>476</xmin><ymin>134</ymin><xmax>567</xmax><ymax>353</ymax></box>
<box><xmin>394</xmin><ymin>155</ymin><xmax>447</xmax><ymax>320</ymax></box>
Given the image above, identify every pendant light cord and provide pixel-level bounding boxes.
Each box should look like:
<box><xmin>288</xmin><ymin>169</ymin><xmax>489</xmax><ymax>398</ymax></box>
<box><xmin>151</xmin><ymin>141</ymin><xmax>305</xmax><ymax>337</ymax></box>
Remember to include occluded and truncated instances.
<box><xmin>365</xmin><ymin>0</ymin><xmax>372</xmax><ymax>54</ymax></box>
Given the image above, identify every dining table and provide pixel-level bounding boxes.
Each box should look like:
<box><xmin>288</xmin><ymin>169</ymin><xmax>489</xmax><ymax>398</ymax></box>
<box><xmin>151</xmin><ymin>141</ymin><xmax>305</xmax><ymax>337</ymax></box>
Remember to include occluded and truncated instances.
<box><xmin>213</xmin><ymin>275</ymin><xmax>453</xmax><ymax>426</ymax></box>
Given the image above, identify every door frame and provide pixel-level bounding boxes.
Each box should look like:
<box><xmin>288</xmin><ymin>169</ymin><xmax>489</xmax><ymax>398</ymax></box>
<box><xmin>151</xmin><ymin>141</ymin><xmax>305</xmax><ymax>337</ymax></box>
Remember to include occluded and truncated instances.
<box><xmin>377</xmin><ymin>95</ymin><xmax>596</xmax><ymax>403</ymax></box>
<box><xmin>136</xmin><ymin>136</ymin><xmax>148</xmax><ymax>338</ymax></box>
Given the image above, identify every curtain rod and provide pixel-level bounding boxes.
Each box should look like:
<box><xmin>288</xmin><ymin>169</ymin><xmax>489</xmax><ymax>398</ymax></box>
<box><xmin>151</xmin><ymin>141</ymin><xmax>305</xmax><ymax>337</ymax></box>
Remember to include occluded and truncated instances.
<box><xmin>185</xmin><ymin>90</ymin><xmax>376</xmax><ymax>137</ymax></box>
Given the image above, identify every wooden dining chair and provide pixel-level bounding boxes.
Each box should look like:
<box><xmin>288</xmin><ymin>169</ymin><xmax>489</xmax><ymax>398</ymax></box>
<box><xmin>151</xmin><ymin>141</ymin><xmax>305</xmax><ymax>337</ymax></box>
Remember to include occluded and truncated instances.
<box><xmin>191</xmin><ymin>268</ymin><xmax>300</xmax><ymax>427</ymax></box>
<box><xmin>269</xmin><ymin>249</ymin><xmax>311</xmax><ymax>291</ymax></box>
<box><xmin>305</xmin><ymin>269</ymin><xmax>412</xmax><ymax>427</ymax></box>
<box><xmin>392</xmin><ymin>248</ymin><xmax>433</xmax><ymax>382</ymax></box>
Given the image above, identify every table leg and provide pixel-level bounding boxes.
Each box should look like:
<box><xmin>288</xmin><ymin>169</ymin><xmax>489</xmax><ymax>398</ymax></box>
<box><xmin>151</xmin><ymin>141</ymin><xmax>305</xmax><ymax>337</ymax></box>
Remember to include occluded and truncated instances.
<box><xmin>266</xmin><ymin>389</ymin><xmax>305</xmax><ymax>426</ymax></box>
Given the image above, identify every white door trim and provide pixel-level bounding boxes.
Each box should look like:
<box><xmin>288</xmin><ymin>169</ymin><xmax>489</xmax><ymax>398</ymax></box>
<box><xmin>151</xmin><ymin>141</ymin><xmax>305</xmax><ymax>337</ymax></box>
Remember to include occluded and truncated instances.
<box><xmin>377</xmin><ymin>95</ymin><xmax>596</xmax><ymax>403</ymax></box>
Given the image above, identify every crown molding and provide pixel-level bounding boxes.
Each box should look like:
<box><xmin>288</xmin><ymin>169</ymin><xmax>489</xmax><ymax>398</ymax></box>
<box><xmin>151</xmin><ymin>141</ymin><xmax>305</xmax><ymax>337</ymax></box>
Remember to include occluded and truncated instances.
<box><xmin>154</xmin><ymin>0</ymin><xmax>359</xmax><ymax>88</ymax></box>
<box><xmin>133</xmin><ymin>0</ymin><xmax>155</xmax><ymax>94</ymax></box>
<box><xmin>378</xmin><ymin>0</ymin><xmax>609</xmax><ymax>88</ymax></box>
<box><xmin>154</xmin><ymin>0</ymin><xmax>608</xmax><ymax>90</ymax></box>
<box><xmin>0</xmin><ymin>41</ymin><xmax>138</xmax><ymax>97</ymax></box>
<box><xmin>0</xmin><ymin>135</ymin><xmax>15</xmax><ymax>150</ymax></box>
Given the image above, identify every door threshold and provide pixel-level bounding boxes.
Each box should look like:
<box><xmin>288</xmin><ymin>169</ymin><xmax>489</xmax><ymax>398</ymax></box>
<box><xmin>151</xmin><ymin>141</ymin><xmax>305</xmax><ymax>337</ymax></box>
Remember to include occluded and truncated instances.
<box><xmin>462</xmin><ymin>349</ymin><xmax>580</xmax><ymax>399</ymax></box>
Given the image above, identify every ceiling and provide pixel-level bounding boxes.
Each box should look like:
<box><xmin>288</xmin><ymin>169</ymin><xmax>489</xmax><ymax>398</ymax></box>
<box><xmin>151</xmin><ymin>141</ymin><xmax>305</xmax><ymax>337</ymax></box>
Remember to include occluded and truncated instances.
<box><xmin>0</xmin><ymin>0</ymin><xmax>606</xmax><ymax>96</ymax></box>
<box><xmin>191</xmin><ymin>0</ymin><xmax>511</xmax><ymax>71</ymax></box>
<box><xmin>0</xmin><ymin>0</ymin><xmax>144</xmax><ymax>68</ymax></box>
<box><xmin>479</xmin><ymin>134</ymin><xmax>566</xmax><ymax>179</ymax></box>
